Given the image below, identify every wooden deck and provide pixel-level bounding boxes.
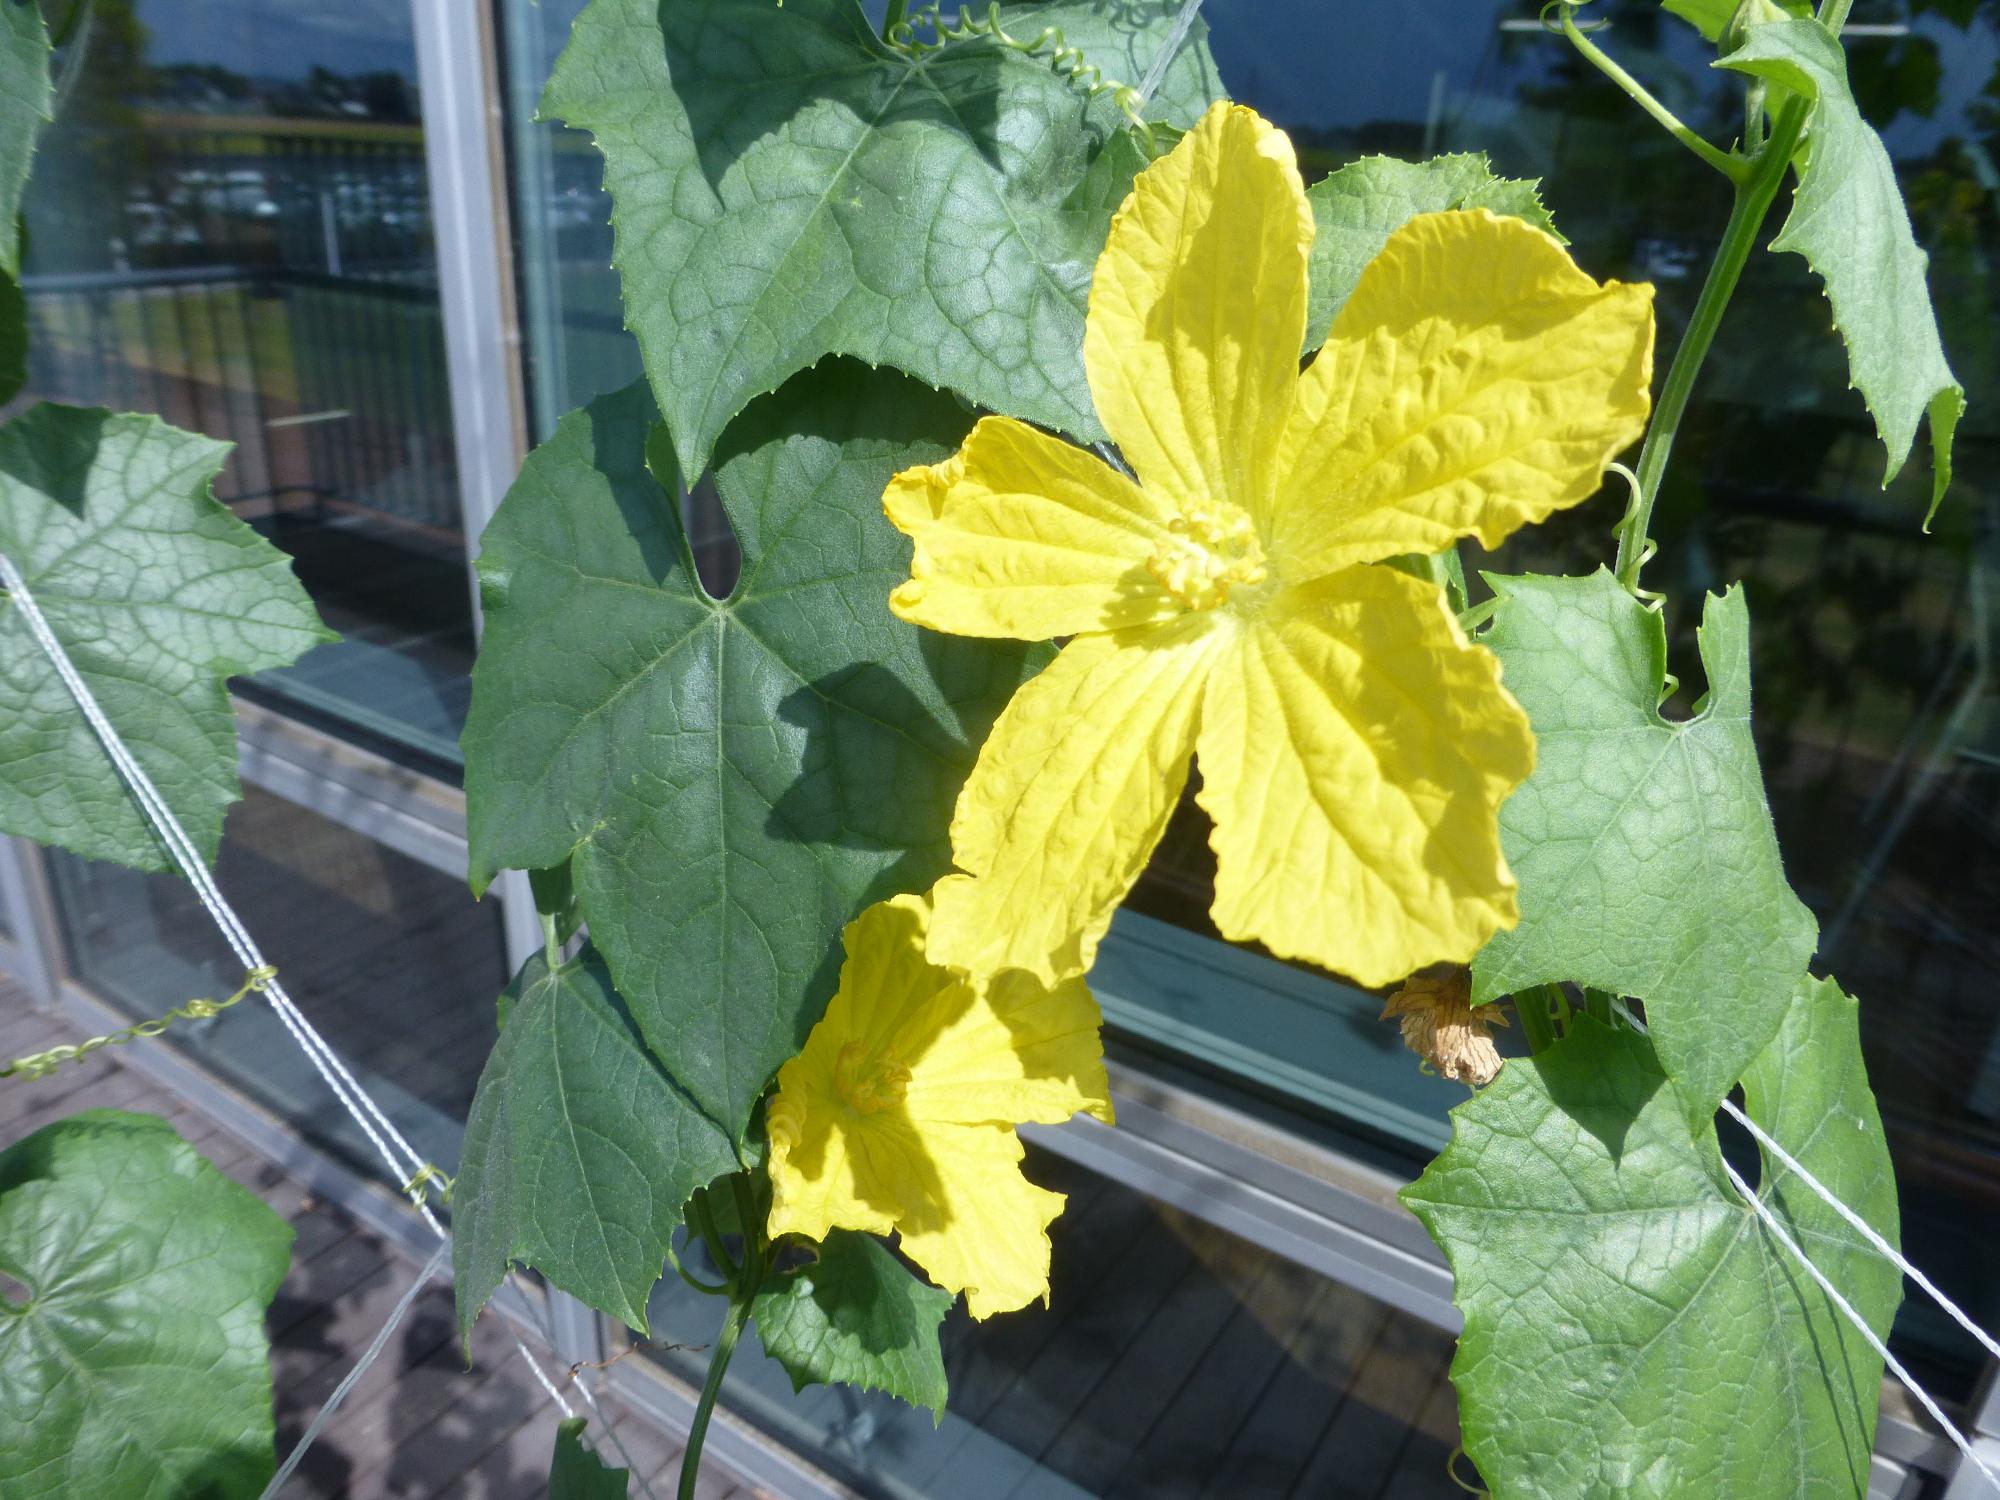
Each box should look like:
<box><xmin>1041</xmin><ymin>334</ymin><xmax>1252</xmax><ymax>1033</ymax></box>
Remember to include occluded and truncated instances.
<box><xmin>0</xmin><ymin>988</ymin><xmax>756</xmax><ymax>1500</ymax></box>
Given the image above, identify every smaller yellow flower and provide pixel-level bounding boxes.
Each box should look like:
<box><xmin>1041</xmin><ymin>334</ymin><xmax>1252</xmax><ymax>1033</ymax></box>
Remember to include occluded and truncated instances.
<box><xmin>766</xmin><ymin>890</ymin><xmax>1113</xmax><ymax>1319</ymax></box>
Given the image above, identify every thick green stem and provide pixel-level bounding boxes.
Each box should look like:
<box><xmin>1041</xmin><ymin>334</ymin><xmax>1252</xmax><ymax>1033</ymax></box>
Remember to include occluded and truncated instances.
<box><xmin>1562</xmin><ymin>11</ymin><xmax>1747</xmax><ymax>182</ymax></box>
<box><xmin>678</xmin><ymin>1296</ymin><xmax>750</xmax><ymax>1500</ymax></box>
<box><xmin>1817</xmin><ymin>0</ymin><xmax>1854</xmax><ymax>37</ymax></box>
<box><xmin>1514</xmin><ymin>985</ymin><xmax>1563</xmax><ymax>1055</ymax></box>
<box><xmin>1614</xmin><ymin>99</ymin><xmax>1807</xmax><ymax>591</ymax></box>
<box><xmin>883</xmin><ymin>0</ymin><xmax>910</xmax><ymax>39</ymax></box>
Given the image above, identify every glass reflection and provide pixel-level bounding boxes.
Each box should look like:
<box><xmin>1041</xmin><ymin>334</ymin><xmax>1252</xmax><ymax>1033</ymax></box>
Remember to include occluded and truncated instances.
<box><xmin>13</xmin><ymin>0</ymin><xmax>472</xmax><ymax>765</ymax></box>
<box><xmin>49</xmin><ymin>782</ymin><xmax>507</xmax><ymax>1177</ymax></box>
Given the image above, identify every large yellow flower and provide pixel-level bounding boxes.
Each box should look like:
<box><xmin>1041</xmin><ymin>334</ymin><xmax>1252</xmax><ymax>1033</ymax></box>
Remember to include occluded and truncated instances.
<box><xmin>765</xmin><ymin>892</ymin><xmax>1113</xmax><ymax>1319</ymax></box>
<box><xmin>886</xmin><ymin>101</ymin><xmax>1655</xmax><ymax>989</ymax></box>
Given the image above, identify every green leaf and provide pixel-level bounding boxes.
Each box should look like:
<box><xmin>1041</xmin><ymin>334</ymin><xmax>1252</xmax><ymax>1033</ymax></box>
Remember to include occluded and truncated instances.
<box><xmin>967</xmin><ymin>0</ymin><xmax>1224</xmax><ymax>130</ymax></box>
<box><xmin>1303</xmin><ymin>153</ymin><xmax>1560</xmax><ymax>350</ymax></box>
<box><xmin>1470</xmin><ymin>571</ymin><xmax>1817</xmax><ymax>1122</ymax></box>
<box><xmin>549</xmin><ymin>1418</ymin><xmax>630</xmax><ymax>1500</ymax></box>
<box><xmin>453</xmin><ymin>947</ymin><xmax>738</xmax><ymax>1340</ymax></box>
<box><xmin>753</xmin><ymin>1230</ymin><xmax>952</xmax><ymax>1419</ymax></box>
<box><xmin>1718</xmin><ymin>18</ymin><xmax>1964</xmax><ymax>520</ymax></box>
<box><xmin>0</xmin><ymin>404</ymin><xmax>333</xmax><ymax>871</ymax></box>
<box><xmin>1665</xmin><ymin>0</ymin><xmax>1740</xmax><ymax>40</ymax></box>
<box><xmin>0</xmin><ymin>0</ymin><xmax>51</xmax><ymax>280</ymax></box>
<box><xmin>0</xmin><ymin>1109</ymin><xmax>294</xmax><ymax>1500</ymax></box>
<box><xmin>529</xmin><ymin>861</ymin><xmax>582</xmax><ymax>948</ymax></box>
<box><xmin>462</xmin><ymin>366</ymin><xmax>1045</xmax><ymax>1141</ymax></box>
<box><xmin>1663</xmin><ymin>0</ymin><xmax>1811</xmax><ymax>45</ymax></box>
<box><xmin>543</xmin><ymin>0</ymin><xmax>1224</xmax><ymax>476</ymax></box>
<box><xmin>1404</xmin><ymin>977</ymin><xmax>1900</xmax><ymax>1500</ymax></box>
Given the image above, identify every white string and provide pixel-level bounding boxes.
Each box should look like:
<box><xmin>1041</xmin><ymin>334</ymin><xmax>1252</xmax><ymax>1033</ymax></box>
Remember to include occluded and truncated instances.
<box><xmin>1136</xmin><ymin>0</ymin><xmax>1203</xmax><ymax>106</ymax></box>
<box><xmin>1721</xmin><ymin>1156</ymin><xmax>2000</xmax><ymax>1495</ymax></box>
<box><xmin>1720</xmin><ymin>1096</ymin><xmax>2000</xmax><ymax>1368</ymax></box>
<box><xmin>261</xmin><ymin>1242</ymin><xmax>452</xmax><ymax>1499</ymax></box>
<box><xmin>0</xmin><ymin>552</ymin><xmax>576</xmax><ymax>1432</ymax></box>
<box><xmin>1608</xmin><ymin>999</ymin><xmax>2000</xmax><ymax>1368</ymax></box>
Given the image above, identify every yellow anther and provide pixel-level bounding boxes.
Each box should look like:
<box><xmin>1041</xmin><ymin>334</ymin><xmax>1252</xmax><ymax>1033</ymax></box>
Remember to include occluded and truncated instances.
<box><xmin>834</xmin><ymin>1042</ymin><xmax>911</xmax><ymax>1115</ymax></box>
<box><xmin>1146</xmin><ymin>506</ymin><xmax>1268</xmax><ymax>611</ymax></box>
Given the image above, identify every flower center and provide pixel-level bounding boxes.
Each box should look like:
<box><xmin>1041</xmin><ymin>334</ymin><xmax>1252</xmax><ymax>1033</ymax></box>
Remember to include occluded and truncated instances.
<box><xmin>834</xmin><ymin>1041</ymin><xmax>911</xmax><ymax>1115</ymax></box>
<box><xmin>1146</xmin><ymin>506</ymin><xmax>1268</xmax><ymax>611</ymax></box>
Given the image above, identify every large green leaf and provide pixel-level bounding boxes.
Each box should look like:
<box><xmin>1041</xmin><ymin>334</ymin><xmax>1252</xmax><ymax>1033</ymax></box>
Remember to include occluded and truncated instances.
<box><xmin>463</xmin><ymin>367</ymin><xmax>1045</xmax><ymax>1142</ymax></box>
<box><xmin>453</xmin><ymin>947</ymin><xmax>738</xmax><ymax>1340</ymax></box>
<box><xmin>543</xmin><ymin>0</ymin><xmax>1223</xmax><ymax>476</ymax></box>
<box><xmin>753</xmin><ymin>1230</ymin><xmax>952</xmax><ymax>1419</ymax></box>
<box><xmin>1719</xmin><ymin>19</ymin><xmax>1963</xmax><ymax>519</ymax></box>
<box><xmin>548</xmin><ymin>1418</ymin><xmax>631</xmax><ymax>1500</ymax></box>
<box><xmin>0</xmin><ymin>404</ymin><xmax>332</xmax><ymax>871</ymax></box>
<box><xmin>0</xmin><ymin>0</ymin><xmax>50</xmax><ymax>281</ymax></box>
<box><xmin>0</xmin><ymin>1109</ymin><xmax>294</xmax><ymax>1500</ymax></box>
<box><xmin>1471</xmin><ymin>570</ymin><xmax>1817</xmax><ymax>1122</ymax></box>
<box><xmin>1303</xmin><ymin>154</ymin><xmax>1559</xmax><ymax>350</ymax></box>
<box><xmin>1404</xmin><ymin>977</ymin><xmax>1899</xmax><ymax>1499</ymax></box>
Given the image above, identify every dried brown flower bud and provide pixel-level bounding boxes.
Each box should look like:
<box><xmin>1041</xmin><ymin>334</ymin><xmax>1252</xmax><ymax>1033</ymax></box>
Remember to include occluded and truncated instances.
<box><xmin>1382</xmin><ymin>969</ymin><xmax>1507</xmax><ymax>1087</ymax></box>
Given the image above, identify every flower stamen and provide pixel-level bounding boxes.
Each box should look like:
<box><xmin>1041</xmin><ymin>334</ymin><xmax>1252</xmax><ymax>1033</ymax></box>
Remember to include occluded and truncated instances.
<box><xmin>834</xmin><ymin>1041</ymin><xmax>911</xmax><ymax>1114</ymax></box>
<box><xmin>1146</xmin><ymin>506</ymin><xmax>1267</xmax><ymax>611</ymax></box>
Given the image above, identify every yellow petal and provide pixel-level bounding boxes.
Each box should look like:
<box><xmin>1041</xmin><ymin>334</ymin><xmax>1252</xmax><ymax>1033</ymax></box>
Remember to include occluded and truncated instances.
<box><xmin>928</xmin><ymin>614</ymin><xmax>1225</xmax><ymax>986</ymax></box>
<box><xmin>1272</xmin><ymin>209</ymin><xmax>1654</xmax><ymax>580</ymax></box>
<box><xmin>1085</xmin><ymin>100</ymin><xmax>1311</xmax><ymax>528</ymax></box>
<box><xmin>890</xmin><ymin>1119</ymin><xmax>1066</xmax><ymax>1319</ymax></box>
<box><xmin>766</xmin><ymin>891</ymin><xmax>1111</xmax><ymax>1259</ymax></box>
<box><xmin>885</xmin><ymin>416</ymin><xmax>1182</xmax><ymax>639</ymax></box>
<box><xmin>1195</xmin><ymin>566</ymin><xmax>1535</xmax><ymax>987</ymax></box>
<box><xmin>904</xmin><ymin>962</ymin><xmax>1115</xmax><ymax>1129</ymax></box>
<box><xmin>766</xmin><ymin>1049</ymin><xmax>899</xmax><ymax>1245</ymax></box>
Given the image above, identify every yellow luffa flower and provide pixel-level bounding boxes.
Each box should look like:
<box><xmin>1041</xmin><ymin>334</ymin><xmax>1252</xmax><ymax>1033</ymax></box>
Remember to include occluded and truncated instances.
<box><xmin>885</xmin><ymin>101</ymin><xmax>1655</xmax><ymax>989</ymax></box>
<box><xmin>765</xmin><ymin>891</ymin><xmax>1113</xmax><ymax>1319</ymax></box>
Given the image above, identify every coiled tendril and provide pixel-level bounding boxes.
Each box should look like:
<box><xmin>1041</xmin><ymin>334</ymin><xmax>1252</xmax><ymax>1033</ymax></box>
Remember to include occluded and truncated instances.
<box><xmin>0</xmin><ymin>965</ymin><xmax>277</xmax><ymax>1080</ymax></box>
<box><xmin>888</xmin><ymin>3</ymin><xmax>1152</xmax><ymax>136</ymax></box>
<box><xmin>1537</xmin><ymin>0</ymin><xmax>1610</xmax><ymax>35</ymax></box>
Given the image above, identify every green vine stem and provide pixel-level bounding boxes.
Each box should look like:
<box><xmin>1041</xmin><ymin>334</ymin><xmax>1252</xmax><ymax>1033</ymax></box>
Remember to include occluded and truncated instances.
<box><xmin>1557</xmin><ymin>5</ymin><xmax>1747</xmax><ymax>182</ymax></box>
<box><xmin>680</xmin><ymin>1295</ymin><xmax>751</xmax><ymax>1500</ymax></box>
<box><xmin>1513</xmin><ymin>984</ymin><xmax>1564</xmax><ymax>1055</ymax></box>
<box><xmin>1613</xmin><ymin>97</ymin><xmax>1808</xmax><ymax>591</ymax></box>
<box><xmin>678</xmin><ymin>1184</ymin><xmax>769</xmax><ymax>1500</ymax></box>
<box><xmin>882</xmin><ymin>0</ymin><xmax>909</xmax><ymax>39</ymax></box>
